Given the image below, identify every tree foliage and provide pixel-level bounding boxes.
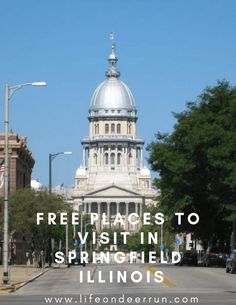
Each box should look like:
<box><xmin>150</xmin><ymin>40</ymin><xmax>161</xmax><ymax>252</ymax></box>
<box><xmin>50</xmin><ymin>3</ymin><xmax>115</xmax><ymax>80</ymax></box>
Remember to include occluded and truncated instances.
<box><xmin>148</xmin><ymin>81</ymin><xmax>236</xmax><ymax>248</ymax></box>
<box><xmin>124</xmin><ymin>205</ymin><xmax>175</xmax><ymax>258</ymax></box>
<box><xmin>0</xmin><ymin>188</ymin><xmax>72</xmax><ymax>256</ymax></box>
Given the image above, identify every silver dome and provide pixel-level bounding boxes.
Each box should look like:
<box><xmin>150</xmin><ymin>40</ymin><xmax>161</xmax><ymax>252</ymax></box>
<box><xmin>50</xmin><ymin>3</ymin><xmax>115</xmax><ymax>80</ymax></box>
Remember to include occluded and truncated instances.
<box><xmin>90</xmin><ymin>77</ymin><xmax>135</xmax><ymax>111</ymax></box>
<box><xmin>89</xmin><ymin>34</ymin><xmax>137</xmax><ymax>118</ymax></box>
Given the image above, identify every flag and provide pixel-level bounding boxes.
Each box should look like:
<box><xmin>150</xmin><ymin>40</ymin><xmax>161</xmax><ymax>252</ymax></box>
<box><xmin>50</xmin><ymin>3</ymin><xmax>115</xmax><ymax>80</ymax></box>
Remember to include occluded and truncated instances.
<box><xmin>0</xmin><ymin>159</ymin><xmax>5</xmax><ymax>189</ymax></box>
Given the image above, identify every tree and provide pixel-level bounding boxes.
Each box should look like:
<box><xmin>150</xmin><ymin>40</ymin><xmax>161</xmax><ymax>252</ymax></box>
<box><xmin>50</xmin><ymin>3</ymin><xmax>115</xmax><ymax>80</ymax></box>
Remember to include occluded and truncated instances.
<box><xmin>124</xmin><ymin>205</ymin><xmax>175</xmax><ymax>260</ymax></box>
<box><xmin>0</xmin><ymin>188</ymin><xmax>72</xmax><ymax>264</ymax></box>
<box><xmin>148</xmin><ymin>81</ymin><xmax>236</xmax><ymax>249</ymax></box>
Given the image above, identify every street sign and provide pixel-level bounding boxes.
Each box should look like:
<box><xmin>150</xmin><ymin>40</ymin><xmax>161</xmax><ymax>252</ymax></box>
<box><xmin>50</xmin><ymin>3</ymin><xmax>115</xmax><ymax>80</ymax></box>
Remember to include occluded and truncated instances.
<box><xmin>175</xmin><ymin>239</ymin><xmax>181</xmax><ymax>245</ymax></box>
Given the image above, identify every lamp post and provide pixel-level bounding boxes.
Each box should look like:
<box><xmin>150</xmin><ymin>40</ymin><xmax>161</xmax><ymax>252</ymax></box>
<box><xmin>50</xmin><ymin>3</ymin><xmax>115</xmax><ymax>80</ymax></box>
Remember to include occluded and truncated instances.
<box><xmin>48</xmin><ymin>151</ymin><xmax>72</xmax><ymax>193</ymax></box>
<box><xmin>48</xmin><ymin>151</ymin><xmax>72</xmax><ymax>267</ymax></box>
<box><xmin>3</xmin><ymin>81</ymin><xmax>47</xmax><ymax>285</ymax></box>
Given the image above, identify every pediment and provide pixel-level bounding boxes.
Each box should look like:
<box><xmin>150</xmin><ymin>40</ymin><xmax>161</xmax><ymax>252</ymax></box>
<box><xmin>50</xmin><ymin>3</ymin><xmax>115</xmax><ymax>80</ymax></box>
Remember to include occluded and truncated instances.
<box><xmin>85</xmin><ymin>184</ymin><xmax>142</xmax><ymax>198</ymax></box>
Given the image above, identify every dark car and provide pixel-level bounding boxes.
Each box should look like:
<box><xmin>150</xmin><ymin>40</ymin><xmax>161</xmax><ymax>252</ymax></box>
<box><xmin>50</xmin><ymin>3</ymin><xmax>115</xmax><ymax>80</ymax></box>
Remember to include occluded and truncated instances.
<box><xmin>203</xmin><ymin>246</ymin><xmax>229</xmax><ymax>267</ymax></box>
<box><xmin>226</xmin><ymin>250</ymin><xmax>236</xmax><ymax>273</ymax></box>
<box><xmin>68</xmin><ymin>252</ymin><xmax>86</xmax><ymax>267</ymax></box>
<box><xmin>179</xmin><ymin>250</ymin><xmax>198</xmax><ymax>266</ymax></box>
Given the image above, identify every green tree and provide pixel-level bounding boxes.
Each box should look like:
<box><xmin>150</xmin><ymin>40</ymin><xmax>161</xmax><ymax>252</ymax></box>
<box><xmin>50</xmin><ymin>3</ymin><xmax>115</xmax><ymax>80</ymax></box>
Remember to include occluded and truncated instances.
<box><xmin>124</xmin><ymin>205</ymin><xmax>175</xmax><ymax>260</ymax></box>
<box><xmin>0</xmin><ymin>188</ymin><xmax>72</xmax><ymax>263</ymax></box>
<box><xmin>148</xmin><ymin>81</ymin><xmax>236</xmax><ymax>249</ymax></box>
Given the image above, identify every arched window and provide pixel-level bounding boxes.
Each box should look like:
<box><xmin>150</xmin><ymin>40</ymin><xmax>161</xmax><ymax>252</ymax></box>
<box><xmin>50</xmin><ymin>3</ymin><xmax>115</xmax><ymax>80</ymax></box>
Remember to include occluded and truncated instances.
<box><xmin>117</xmin><ymin>153</ymin><xmax>121</xmax><ymax>165</ymax></box>
<box><xmin>111</xmin><ymin>153</ymin><xmax>115</xmax><ymax>165</ymax></box>
<box><xmin>105</xmin><ymin>124</ymin><xmax>109</xmax><ymax>134</ymax></box>
<box><xmin>111</xmin><ymin>123</ymin><xmax>115</xmax><ymax>133</ymax></box>
<box><xmin>117</xmin><ymin>123</ymin><xmax>121</xmax><ymax>134</ymax></box>
<box><xmin>104</xmin><ymin>153</ymin><xmax>109</xmax><ymax>165</ymax></box>
<box><xmin>94</xmin><ymin>124</ymin><xmax>98</xmax><ymax>134</ymax></box>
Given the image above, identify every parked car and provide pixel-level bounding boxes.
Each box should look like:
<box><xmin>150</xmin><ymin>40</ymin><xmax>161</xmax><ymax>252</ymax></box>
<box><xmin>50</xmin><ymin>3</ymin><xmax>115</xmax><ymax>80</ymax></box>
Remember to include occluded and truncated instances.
<box><xmin>226</xmin><ymin>250</ymin><xmax>236</xmax><ymax>273</ymax></box>
<box><xmin>179</xmin><ymin>250</ymin><xmax>198</xmax><ymax>266</ymax></box>
<box><xmin>203</xmin><ymin>246</ymin><xmax>229</xmax><ymax>267</ymax></box>
<box><xmin>68</xmin><ymin>252</ymin><xmax>86</xmax><ymax>267</ymax></box>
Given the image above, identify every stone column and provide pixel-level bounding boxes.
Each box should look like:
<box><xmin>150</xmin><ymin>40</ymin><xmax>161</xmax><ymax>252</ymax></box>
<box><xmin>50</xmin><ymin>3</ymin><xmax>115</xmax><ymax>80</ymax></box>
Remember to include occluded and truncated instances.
<box><xmin>108</xmin><ymin>146</ymin><xmax>111</xmax><ymax>166</ymax></box>
<box><xmin>115</xmin><ymin>146</ymin><xmax>118</xmax><ymax>167</ymax></box>
<box><xmin>125</xmin><ymin>146</ymin><xmax>128</xmax><ymax>167</ymax></box>
<box><xmin>83</xmin><ymin>147</ymin><xmax>85</xmax><ymax>167</ymax></box>
<box><xmin>107</xmin><ymin>202</ymin><xmax>110</xmax><ymax>229</ymax></box>
<box><xmin>88</xmin><ymin>202</ymin><xmax>91</xmax><ymax>214</ymax></box>
<box><xmin>116</xmin><ymin>202</ymin><xmax>120</xmax><ymax>214</ymax></box>
<box><xmin>125</xmin><ymin>202</ymin><xmax>129</xmax><ymax>231</ymax></box>
<box><xmin>116</xmin><ymin>202</ymin><xmax>120</xmax><ymax>229</ymax></box>
<box><xmin>101</xmin><ymin>146</ymin><xmax>104</xmax><ymax>166</ymax></box>
<box><xmin>135</xmin><ymin>202</ymin><xmax>139</xmax><ymax>231</ymax></box>
<box><xmin>133</xmin><ymin>147</ymin><xmax>136</xmax><ymax>169</ymax></box>
<box><xmin>140</xmin><ymin>147</ymin><xmax>143</xmax><ymax>168</ymax></box>
<box><xmin>87</xmin><ymin>148</ymin><xmax>90</xmax><ymax>168</ymax></box>
<box><xmin>139</xmin><ymin>202</ymin><xmax>143</xmax><ymax>230</ymax></box>
<box><xmin>97</xmin><ymin>145</ymin><xmax>100</xmax><ymax>167</ymax></box>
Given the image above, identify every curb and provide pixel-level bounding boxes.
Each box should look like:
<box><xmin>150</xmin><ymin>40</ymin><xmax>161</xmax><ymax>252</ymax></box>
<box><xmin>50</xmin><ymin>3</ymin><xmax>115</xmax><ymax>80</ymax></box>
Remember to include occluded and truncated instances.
<box><xmin>0</xmin><ymin>269</ymin><xmax>49</xmax><ymax>294</ymax></box>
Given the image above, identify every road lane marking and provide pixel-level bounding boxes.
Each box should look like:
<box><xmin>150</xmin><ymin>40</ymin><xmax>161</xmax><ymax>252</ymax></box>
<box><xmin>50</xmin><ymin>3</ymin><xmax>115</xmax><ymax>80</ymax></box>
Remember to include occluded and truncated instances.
<box><xmin>144</xmin><ymin>265</ymin><xmax>176</xmax><ymax>288</ymax></box>
<box><xmin>0</xmin><ymin>288</ymin><xmax>13</xmax><ymax>294</ymax></box>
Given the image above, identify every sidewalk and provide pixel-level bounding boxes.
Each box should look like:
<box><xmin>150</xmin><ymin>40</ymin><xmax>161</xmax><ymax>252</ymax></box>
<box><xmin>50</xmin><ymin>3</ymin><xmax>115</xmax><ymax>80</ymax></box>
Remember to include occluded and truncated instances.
<box><xmin>0</xmin><ymin>265</ymin><xmax>48</xmax><ymax>294</ymax></box>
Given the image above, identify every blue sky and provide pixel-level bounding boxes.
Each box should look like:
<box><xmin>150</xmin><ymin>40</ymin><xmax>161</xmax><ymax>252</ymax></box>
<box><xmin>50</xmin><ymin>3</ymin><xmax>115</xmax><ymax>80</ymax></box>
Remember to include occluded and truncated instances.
<box><xmin>0</xmin><ymin>0</ymin><xmax>236</xmax><ymax>188</ymax></box>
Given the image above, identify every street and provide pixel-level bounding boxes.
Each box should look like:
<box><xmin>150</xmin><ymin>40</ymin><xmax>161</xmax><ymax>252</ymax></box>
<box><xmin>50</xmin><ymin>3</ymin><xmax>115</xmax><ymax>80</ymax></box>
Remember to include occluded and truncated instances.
<box><xmin>0</xmin><ymin>263</ymin><xmax>235</xmax><ymax>305</ymax></box>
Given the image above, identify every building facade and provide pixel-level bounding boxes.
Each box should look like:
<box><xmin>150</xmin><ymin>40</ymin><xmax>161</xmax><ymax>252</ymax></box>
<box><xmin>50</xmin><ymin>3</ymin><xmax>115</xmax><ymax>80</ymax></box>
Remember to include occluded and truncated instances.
<box><xmin>73</xmin><ymin>37</ymin><xmax>155</xmax><ymax>232</ymax></box>
<box><xmin>0</xmin><ymin>132</ymin><xmax>35</xmax><ymax>196</ymax></box>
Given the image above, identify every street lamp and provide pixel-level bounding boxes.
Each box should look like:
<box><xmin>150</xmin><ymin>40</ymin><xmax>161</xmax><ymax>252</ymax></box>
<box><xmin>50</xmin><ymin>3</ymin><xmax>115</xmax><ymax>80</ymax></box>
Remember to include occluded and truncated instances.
<box><xmin>48</xmin><ymin>151</ymin><xmax>72</xmax><ymax>193</ymax></box>
<box><xmin>3</xmin><ymin>81</ymin><xmax>47</xmax><ymax>285</ymax></box>
<box><xmin>48</xmin><ymin>151</ymin><xmax>72</xmax><ymax>267</ymax></box>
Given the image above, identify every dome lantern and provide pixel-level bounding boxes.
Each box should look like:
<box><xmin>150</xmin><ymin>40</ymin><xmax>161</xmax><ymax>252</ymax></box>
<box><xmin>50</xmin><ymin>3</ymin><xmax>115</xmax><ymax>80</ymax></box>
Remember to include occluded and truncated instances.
<box><xmin>106</xmin><ymin>32</ymin><xmax>120</xmax><ymax>78</ymax></box>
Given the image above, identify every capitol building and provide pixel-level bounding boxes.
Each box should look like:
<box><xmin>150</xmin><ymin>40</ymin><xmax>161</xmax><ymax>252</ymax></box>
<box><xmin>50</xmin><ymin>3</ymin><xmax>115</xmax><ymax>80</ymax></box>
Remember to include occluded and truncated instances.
<box><xmin>73</xmin><ymin>36</ymin><xmax>155</xmax><ymax>232</ymax></box>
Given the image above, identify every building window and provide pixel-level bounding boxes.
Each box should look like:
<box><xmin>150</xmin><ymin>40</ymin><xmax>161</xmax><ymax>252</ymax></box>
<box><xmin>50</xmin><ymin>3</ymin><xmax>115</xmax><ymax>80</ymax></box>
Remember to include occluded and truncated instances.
<box><xmin>111</xmin><ymin>123</ymin><xmax>115</xmax><ymax>133</ymax></box>
<box><xmin>117</xmin><ymin>153</ymin><xmax>121</xmax><ymax>165</ymax></box>
<box><xmin>105</xmin><ymin>153</ymin><xmax>109</xmax><ymax>165</ymax></box>
<box><xmin>105</xmin><ymin>124</ymin><xmax>109</xmax><ymax>134</ymax></box>
<box><xmin>126</xmin><ymin>123</ymin><xmax>132</xmax><ymax>134</ymax></box>
<box><xmin>111</xmin><ymin>153</ymin><xmax>115</xmax><ymax>165</ymax></box>
<box><xmin>117</xmin><ymin>123</ymin><xmax>121</xmax><ymax>134</ymax></box>
<box><xmin>95</xmin><ymin>124</ymin><xmax>99</xmax><ymax>134</ymax></box>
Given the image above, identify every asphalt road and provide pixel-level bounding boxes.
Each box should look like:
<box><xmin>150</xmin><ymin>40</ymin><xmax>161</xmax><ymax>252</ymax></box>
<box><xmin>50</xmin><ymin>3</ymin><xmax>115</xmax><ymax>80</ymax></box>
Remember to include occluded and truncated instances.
<box><xmin>0</xmin><ymin>263</ymin><xmax>235</xmax><ymax>305</ymax></box>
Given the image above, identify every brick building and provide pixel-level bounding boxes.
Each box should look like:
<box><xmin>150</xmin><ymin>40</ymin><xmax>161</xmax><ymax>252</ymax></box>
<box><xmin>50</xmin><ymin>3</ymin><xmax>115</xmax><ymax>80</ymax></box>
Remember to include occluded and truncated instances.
<box><xmin>0</xmin><ymin>132</ymin><xmax>35</xmax><ymax>196</ymax></box>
